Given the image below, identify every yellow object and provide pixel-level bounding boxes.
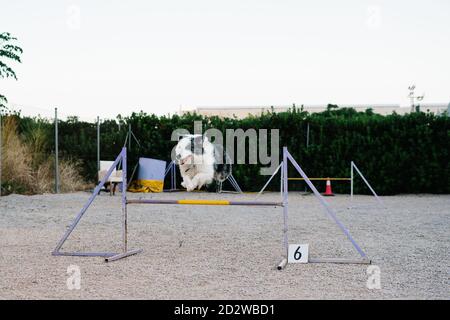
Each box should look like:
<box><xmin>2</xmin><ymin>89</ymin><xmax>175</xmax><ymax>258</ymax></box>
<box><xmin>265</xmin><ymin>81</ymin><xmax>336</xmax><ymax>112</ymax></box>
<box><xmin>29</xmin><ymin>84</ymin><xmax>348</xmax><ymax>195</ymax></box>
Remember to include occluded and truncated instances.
<box><xmin>177</xmin><ymin>199</ymin><xmax>230</xmax><ymax>205</ymax></box>
<box><xmin>128</xmin><ymin>179</ymin><xmax>164</xmax><ymax>193</ymax></box>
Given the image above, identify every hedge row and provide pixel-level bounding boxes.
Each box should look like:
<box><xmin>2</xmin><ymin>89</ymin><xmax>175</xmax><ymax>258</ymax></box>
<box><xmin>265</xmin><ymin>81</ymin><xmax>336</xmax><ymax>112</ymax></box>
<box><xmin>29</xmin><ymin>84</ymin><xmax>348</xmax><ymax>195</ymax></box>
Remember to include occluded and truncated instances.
<box><xmin>10</xmin><ymin>106</ymin><xmax>450</xmax><ymax>195</ymax></box>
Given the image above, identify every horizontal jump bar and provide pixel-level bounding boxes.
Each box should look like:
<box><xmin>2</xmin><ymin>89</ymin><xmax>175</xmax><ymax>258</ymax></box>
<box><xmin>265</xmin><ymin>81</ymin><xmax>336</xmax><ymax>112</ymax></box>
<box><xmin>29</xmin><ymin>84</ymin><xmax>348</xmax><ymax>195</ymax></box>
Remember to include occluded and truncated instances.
<box><xmin>288</xmin><ymin>178</ymin><xmax>351</xmax><ymax>181</ymax></box>
<box><xmin>52</xmin><ymin>251</ymin><xmax>117</xmax><ymax>257</ymax></box>
<box><xmin>127</xmin><ymin>199</ymin><xmax>283</xmax><ymax>206</ymax></box>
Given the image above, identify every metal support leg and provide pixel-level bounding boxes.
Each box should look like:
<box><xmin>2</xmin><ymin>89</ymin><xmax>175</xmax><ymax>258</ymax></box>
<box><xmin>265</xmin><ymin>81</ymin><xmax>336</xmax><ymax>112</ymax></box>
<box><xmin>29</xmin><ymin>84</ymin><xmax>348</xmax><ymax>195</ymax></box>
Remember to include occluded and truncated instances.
<box><xmin>122</xmin><ymin>148</ymin><xmax>128</xmax><ymax>253</ymax></box>
<box><xmin>350</xmin><ymin>161</ymin><xmax>354</xmax><ymax>203</ymax></box>
<box><xmin>277</xmin><ymin>148</ymin><xmax>289</xmax><ymax>270</ymax></box>
<box><xmin>105</xmin><ymin>249</ymin><xmax>143</xmax><ymax>262</ymax></box>
<box><xmin>228</xmin><ymin>174</ymin><xmax>243</xmax><ymax>193</ymax></box>
<box><xmin>286</xmin><ymin>150</ymin><xmax>369</xmax><ymax>261</ymax></box>
<box><xmin>172</xmin><ymin>162</ymin><xmax>176</xmax><ymax>190</ymax></box>
<box><xmin>256</xmin><ymin>162</ymin><xmax>282</xmax><ymax>199</ymax></box>
<box><xmin>52</xmin><ymin>149</ymin><xmax>126</xmax><ymax>255</ymax></box>
<box><xmin>350</xmin><ymin>161</ymin><xmax>385</xmax><ymax>209</ymax></box>
<box><xmin>53</xmin><ymin>147</ymin><xmax>143</xmax><ymax>262</ymax></box>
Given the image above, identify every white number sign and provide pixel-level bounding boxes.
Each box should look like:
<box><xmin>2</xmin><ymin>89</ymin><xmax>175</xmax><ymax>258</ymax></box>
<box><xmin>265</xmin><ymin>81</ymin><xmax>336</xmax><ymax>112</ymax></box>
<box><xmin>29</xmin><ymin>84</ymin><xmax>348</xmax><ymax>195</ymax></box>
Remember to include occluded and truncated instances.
<box><xmin>288</xmin><ymin>244</ymin><xmax>309</xmax><ymax>263</ymax></box>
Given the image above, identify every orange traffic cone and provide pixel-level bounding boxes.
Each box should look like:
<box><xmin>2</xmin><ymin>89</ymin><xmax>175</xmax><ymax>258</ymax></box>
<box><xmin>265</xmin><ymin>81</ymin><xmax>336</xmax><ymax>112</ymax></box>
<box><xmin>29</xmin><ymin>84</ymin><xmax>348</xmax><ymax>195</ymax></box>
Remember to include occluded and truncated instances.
<box><xmin>323</xmin><ymin>179</ymin><xmax>335</xmax><ymax>196</ymax></box>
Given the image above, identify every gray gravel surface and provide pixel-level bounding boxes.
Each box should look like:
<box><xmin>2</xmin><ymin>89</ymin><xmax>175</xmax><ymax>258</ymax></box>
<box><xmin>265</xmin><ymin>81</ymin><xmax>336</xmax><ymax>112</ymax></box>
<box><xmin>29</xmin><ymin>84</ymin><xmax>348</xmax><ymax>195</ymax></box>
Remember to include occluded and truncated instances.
<box><xmin>0</xmin><ymin>191</ymin><xmax>448</xmax><ymax>299</ymax></box>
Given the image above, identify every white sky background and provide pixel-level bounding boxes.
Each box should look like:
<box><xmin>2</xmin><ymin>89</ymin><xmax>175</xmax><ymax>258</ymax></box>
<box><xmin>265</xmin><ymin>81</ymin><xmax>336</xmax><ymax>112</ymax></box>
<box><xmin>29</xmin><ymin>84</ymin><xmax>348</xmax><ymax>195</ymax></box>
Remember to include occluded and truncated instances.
<box><xmin>1</xmin><ymin>0</ymin><xmax>449</xmax><ymax>121</ymax></box>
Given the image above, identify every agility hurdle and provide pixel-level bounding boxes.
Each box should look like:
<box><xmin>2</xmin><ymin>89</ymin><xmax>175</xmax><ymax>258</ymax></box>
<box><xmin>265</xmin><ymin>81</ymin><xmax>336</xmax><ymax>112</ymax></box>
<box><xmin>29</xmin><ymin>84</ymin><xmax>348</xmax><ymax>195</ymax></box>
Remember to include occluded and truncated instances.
<box><xmin>127</xmin><ymin>199</ymin><xmax>281</xmax><ymax>206</ymax></box>
<box><xmin>261</xmin><ymin>161</ymin><xmax>384</xmax><ymax>209</ymax></box>
<box><xmin>53</xmin><ymin>147</ymin><xmax>371</xmax><ymax>269</ymax></box>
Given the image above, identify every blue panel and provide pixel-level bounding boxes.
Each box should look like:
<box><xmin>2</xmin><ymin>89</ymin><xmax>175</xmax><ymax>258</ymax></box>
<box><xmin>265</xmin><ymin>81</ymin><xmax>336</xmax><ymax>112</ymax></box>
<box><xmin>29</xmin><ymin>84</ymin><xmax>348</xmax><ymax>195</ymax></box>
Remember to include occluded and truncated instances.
<box><xmin>137</xmin><ymin>158</ymin><xmax>167</xmax><ymax>180</ymax></box>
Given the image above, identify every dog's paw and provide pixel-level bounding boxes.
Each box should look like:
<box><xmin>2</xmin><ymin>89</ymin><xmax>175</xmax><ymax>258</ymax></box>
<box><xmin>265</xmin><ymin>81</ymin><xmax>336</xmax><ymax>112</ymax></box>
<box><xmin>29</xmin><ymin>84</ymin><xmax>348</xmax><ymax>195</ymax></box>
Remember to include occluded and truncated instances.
<box><xmin>190</xmin><ymin>179</ymin><xmax>202</xmax><ymax>191</ymax></box>
<box><xmin>183</xmin><ymin>180</ymin><xmax>195</xmax><ymax>192</ymax></box>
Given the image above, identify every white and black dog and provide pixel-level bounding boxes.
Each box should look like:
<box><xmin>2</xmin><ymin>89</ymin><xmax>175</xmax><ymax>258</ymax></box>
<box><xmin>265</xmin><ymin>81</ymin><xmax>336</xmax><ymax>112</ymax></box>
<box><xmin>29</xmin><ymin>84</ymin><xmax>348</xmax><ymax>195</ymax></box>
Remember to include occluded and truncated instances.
<box><xmin>174</xmin><ymin>135</ymin><xmax>231</xmax><ymax>191</ymax></box>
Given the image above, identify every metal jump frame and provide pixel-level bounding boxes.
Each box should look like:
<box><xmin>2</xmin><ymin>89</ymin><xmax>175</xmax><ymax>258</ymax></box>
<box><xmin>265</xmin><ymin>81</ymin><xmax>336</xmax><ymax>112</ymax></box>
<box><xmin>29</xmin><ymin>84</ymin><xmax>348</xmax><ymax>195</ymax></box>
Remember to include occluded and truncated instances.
<box><xmin>163</xmin><ymin>160</ymin><xmax>178</xmax><ymax>192</ymax></box>
<box><xmin>259</xmin><ymin>161</ymin><xmax>384</xmax><ymax>209</ymax></box>
<box><xmin>52</xmin><ymin>147</ymin><xmax>371</xmax><ymax>269</ymax></box>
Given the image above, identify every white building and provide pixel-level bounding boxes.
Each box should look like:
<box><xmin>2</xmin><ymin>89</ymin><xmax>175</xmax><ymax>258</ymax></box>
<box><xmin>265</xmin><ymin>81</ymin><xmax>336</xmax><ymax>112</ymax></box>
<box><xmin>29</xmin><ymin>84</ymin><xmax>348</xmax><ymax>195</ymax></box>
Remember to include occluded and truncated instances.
<box><xmin>179</xmin><ymin>103</ymin><xmax>450</xmax><ymax>119</ymax></box>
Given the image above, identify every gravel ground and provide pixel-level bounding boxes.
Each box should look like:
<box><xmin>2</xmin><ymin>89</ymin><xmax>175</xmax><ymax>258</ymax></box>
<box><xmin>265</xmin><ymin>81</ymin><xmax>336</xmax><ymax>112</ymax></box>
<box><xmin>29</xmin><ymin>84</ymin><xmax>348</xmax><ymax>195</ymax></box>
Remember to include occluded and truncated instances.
<box><xmin>0</xmin><ymin>191</ymin><xmax>448</xmax><ymax>299</ymax></box>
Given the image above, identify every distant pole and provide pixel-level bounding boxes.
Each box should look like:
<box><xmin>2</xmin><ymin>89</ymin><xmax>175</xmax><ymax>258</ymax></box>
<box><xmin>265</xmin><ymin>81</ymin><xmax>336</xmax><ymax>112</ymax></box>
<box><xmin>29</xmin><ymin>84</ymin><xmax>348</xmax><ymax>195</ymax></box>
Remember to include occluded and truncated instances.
<box><xmin>305</xmin><ymin>122</ymin><xmax>310</xmax><ymax>192</ymax></box>
<box><xmin>408</xmin><ymin>85</ymin><xmax>424</xmax><ymax>113</ymax></box>
<box><xmin>306</xmin><ymin>122</ymin><xmax>310</xmax><ymax>147</ymax></box>
<box><xmin>408</xmin><ymin>85</ymin><xmax>415</xmax><ymax>113</ymax></box>
<box><xmin>97</xmin><ymin>116</ymin><xmax>100</xmax><ymax>173</ymax></box>
<box><xmin>350</xmin><ymin>161</ymin><xmax>354</xmax><ymax>202</ymax></box>
<box><xmin>54</xmin><ymin>107</ymin><xmax>60</xmax><ymax>193</ymax></box>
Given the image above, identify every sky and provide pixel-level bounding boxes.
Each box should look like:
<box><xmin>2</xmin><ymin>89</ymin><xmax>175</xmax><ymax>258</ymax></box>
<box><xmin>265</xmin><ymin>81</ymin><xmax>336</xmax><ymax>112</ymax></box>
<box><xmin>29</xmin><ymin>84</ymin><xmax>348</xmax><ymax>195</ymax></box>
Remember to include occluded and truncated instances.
<box><xmin>1</xmin><ymin>0</ymin><xmax>449</xmax><ymax>121</ymax></box>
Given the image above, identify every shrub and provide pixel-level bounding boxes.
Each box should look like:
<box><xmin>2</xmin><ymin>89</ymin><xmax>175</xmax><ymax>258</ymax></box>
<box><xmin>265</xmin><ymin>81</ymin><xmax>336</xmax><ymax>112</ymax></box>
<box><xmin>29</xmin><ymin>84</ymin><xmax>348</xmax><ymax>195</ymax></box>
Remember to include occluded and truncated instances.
<box><xmin>2</xmin><ymin>107</ymin><xmax>449</xmax><ymax>195</ymax></box>
<box><xmin>0</xmin><ymin>115</ymin><xmax>88</xmax><ymax>195</ymax></box>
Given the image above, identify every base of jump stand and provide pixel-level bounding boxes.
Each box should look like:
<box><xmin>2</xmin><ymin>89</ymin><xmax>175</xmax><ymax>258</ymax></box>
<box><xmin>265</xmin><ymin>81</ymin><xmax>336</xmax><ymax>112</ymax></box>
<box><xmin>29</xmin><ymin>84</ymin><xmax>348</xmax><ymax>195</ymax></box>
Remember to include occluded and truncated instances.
<box><xmin>104</xmin><ymin>249</ymin><xmax>143</xmax><ymax>262</ymax></box>
<box><xmin>277</xmin><ymin>258</ymin><xmax>288</xmax><ymax>270</ymax></box>
<box><xmin>309</xmin><ymin>257</ymin><xmax>371</xmax><ymax>264</ymax></box>
<box><xmin>276</xmin><ymin>256</ymin><xmax>371</xmax><ymax>270</ymax></box>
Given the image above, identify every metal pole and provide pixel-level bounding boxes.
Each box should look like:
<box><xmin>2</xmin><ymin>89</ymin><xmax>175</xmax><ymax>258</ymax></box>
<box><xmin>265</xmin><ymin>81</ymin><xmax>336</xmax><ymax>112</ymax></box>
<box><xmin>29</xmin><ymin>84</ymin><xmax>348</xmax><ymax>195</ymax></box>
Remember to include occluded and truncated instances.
<box><xmin>282</xmin><ymin>147</ymin><xmax>289</xmax><ymax>256</ymax></box>
<box><xmin>228</xmin><ymin>174</ymin><xmax>243</xmax><ymax>193</ymax></box>
<box><xmin>172</xmin><ymin>161</ymin><xmax>176</xmax><ymax>190</ymax></box>
<box><xmin>280</xmin><ymin>161</ymin><xmax>283</xmax><ymax>198</ymax></box>
<box><xmin>97</xmin><ymin>116</ymin><xmax>100</xmax><ymax>173</ymax></box>
<box><xmin>54</xmin><ymin>107</ymin><xmax>59</xmax><ymax>193</ymax></box>
<box><xmin>126</xmin><ymin>199</ymin><xmax>282</xmax><ymax>206</ymax></box>
<box><xmin>122</xmin><ymin>148</ymin><xmax>127</xmax><ymax>253</ymax></box>
<box><xmin>306</xmin><ymin>122</ymin><xmax>310</xmax><ymax>147</ymax></box>
<box><xmin>352</xmin><ymin>162</ymin><xmax>384</xmax><ymax>207</ymax></box>
<box><xmin>255</xmin><ymin>162</ymin><xmax>282</xmax><ymax>199</ymax></box>
<box><xmin>305</xmin><ymin>122</ymin><xmax>310</xmax><ymax>193</ymax></box>
<box><xmin>350</xmin><ymin>161</ymin><xmax>354</xmax><ymax>202</ymax></box>
<box><xmin>170</xmin><ymin>162</ymin><xmax>174</xmax><ymax>190</ymax></box>
<box><xmin>277</xmin><ymin>148</ymin><xmax>289</xmax><ymax>270</ymax></box>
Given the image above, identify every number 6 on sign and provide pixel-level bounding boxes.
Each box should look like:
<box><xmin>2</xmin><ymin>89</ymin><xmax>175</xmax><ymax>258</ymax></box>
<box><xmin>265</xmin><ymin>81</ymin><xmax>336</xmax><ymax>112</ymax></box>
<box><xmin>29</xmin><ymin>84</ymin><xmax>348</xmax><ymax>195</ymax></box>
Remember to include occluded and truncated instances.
<box><xmin>288</xmin><ymin>244</ymin><xmax>309</xmax><ymax>263</ymax></box>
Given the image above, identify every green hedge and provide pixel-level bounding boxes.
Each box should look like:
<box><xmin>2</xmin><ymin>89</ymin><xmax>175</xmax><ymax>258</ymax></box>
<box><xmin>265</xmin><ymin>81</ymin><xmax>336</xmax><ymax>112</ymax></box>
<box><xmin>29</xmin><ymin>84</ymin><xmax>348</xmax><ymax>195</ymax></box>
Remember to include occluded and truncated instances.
<box><xmin>9</xmin><ymin>106</ymin><xmax>450</xmax><ymax>195</ymax></box>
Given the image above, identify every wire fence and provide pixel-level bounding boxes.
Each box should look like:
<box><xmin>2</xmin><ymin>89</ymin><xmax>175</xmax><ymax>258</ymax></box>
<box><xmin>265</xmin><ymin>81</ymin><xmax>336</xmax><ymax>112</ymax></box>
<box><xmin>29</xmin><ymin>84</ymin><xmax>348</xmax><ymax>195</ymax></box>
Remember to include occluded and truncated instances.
<box><xmin>0</xmin><ymin>105</ymin><xmax>143</xmax><ymax>196</ymax></box>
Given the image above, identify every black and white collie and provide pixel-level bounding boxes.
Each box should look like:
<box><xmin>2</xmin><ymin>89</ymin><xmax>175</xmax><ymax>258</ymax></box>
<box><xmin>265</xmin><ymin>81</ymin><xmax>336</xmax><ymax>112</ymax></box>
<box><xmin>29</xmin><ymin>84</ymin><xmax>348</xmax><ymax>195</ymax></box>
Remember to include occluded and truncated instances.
<box><xmin>174</xmin><ymin>135</ymin><xmax>231</xmax><ymax>191</ymax></box>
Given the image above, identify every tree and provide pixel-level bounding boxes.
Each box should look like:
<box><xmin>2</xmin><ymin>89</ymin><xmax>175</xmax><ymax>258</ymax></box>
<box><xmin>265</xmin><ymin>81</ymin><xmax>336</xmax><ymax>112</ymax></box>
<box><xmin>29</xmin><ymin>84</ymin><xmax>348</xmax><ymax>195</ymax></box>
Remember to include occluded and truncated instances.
<box><xmin>0</xmin><ymin>32</ymin><xmax>23</xmax><ymax>112</ymax></box>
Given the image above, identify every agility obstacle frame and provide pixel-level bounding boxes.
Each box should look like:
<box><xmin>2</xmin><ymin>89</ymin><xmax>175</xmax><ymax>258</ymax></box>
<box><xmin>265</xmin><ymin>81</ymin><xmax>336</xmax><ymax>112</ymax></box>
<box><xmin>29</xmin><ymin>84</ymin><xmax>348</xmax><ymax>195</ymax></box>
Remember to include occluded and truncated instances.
<box><xmin>163</xmin><ymin>160</ymin><xmax>178</xmax><ymax>192</ymax></box>
<box><xmin>53</xmin><ymin>147</ymin><xmax>371</xmax><ymax>268</ymax></box>
<box><xmin>258</xmin><ymin>159</ymin><xmax>384</xmax><ymax>209</ymax></box>
<box><xmin>216</xmin><ymin>174</ymin><xmax>243</xmax><ymax>194</ymax></box>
